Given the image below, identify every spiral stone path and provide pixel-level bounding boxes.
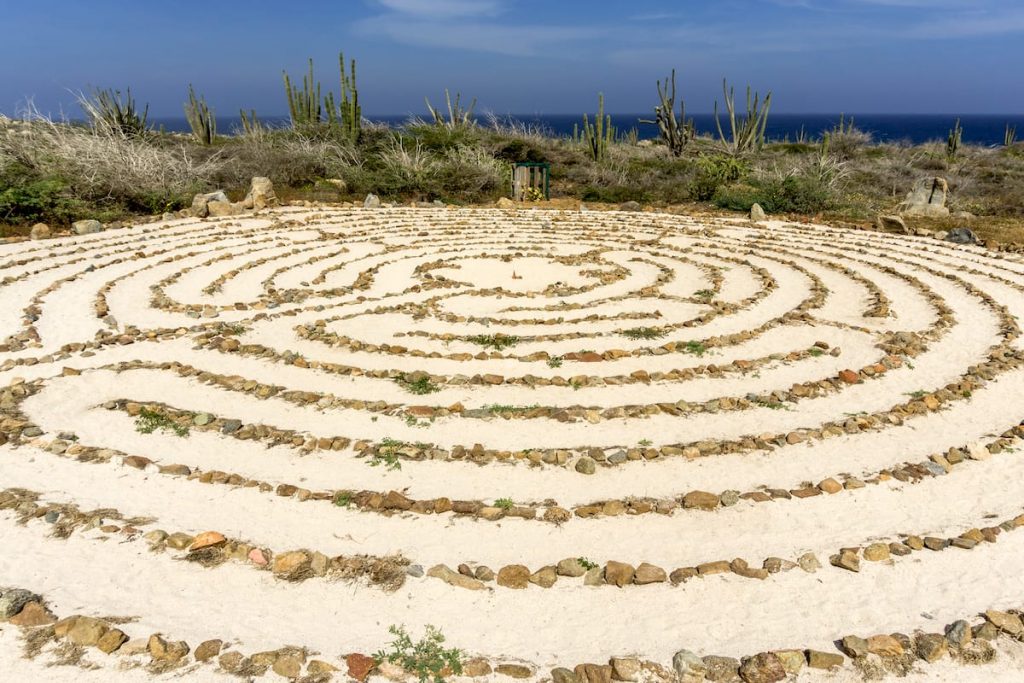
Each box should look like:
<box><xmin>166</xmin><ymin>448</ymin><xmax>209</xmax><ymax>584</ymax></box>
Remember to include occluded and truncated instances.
<box><xmin>2</xmin><ymin>206</ymin><xmax>1024</xmax><ymax>681</ymax></box>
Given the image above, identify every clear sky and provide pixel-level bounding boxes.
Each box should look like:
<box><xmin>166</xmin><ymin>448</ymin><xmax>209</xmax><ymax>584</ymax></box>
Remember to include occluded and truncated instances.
<box><xmin>2</xmin><ymin>0</ymin><xmax>1022</xmax><ymax>118</ymax></box>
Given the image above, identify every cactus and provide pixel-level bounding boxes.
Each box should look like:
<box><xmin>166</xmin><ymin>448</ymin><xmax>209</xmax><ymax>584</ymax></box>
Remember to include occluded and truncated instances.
<box><xmin>239</xmin><ymin>109</ymin><xmax>261</xmax><ymax>136</ymax></box>
<box><xmin>324</xmin><ymin>53</ymin><xmax>361</xmax><ymax>141</ymax></box>
<box><xmin>580</xmin><ymin>93</ymin><xmax>616</xmax><ymax>162</ymax></box>
<box><xmin>947</xmin><ymin>118</ymin><xmax>963</xmax><ymax>159</ymax></box>
<box><xmin>639</xmin><ymin>69</ymin><xmax>695</xmax><ymax>156</ymax></box>
<box><xmin>283</xmin><ymin>58</ymin><xmax>322</xmax><ymax>127</ymax></box>
<box><xmin>713</xmin><ymin>78</ymin><xmax>772</xmax><ymax>155</ymax></box>
<box><xmin>425</xmin><ymin>89</ymin><xmax>476</xmax><ymax>130</ymax></box>
<box><xmin>183</xmin><ymin>84</ymin><xmax>216</xmax><ymax>145</ymax></box>
<box><xmin>1005</xmin><ymin>123</ymin><xmax>1017</xmax><ymax>147</ymax></box>
<box><xmin>80</xmin><ymin>87</ymin><xmax>149</xmax><ymax>137</ymax></box>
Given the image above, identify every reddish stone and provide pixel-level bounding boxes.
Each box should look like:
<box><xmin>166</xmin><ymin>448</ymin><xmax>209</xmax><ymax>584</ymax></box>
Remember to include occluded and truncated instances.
<box><xmin>346</xmin><ymin>653</ymin><xmax>377</xmax><ymax>682</ymax></box>
<box><xmin>838</xmin><ymin>370</ymin><xmax>860</xmax><ymax>384</ymax></box>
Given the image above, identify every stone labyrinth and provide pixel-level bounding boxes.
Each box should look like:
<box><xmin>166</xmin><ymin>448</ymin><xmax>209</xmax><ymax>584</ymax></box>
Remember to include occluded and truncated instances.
<box><xmin>3</xmin><ymin>206</ymin><xmax>1024</xmax><ymax>681</ymax></box>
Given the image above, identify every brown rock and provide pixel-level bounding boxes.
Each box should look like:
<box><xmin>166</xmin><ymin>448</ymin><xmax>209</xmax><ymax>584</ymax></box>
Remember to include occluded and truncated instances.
<box><xmin>683</xmin><ymin>490</ymin><xmax>720</xmax><ymax>510</ymax></box>
<box><xmin>498</xmin><ymin>663</ymin><xmax>534</xmax><ymax>678</ymax></box>
<box><xmin>195</xmin><ymin>639</ymin><xmax>223</xmax><ymax>662</ymax></box>
<box><xmin>189</xmin><ymin>531</ymin><xmax>227</xmax><ymax>551</ymax></box>
<box><xmin>806</xmin><ymin>650</ymin><xmax>844</xmax><ymax>669</ymax></box>
<box><xmin>497</xmin><ymin>564</ymin><xmax>532</xmax><ymax>589</ymax></box>
<box><xmin>273</xmin><ymin>654</ymin><xmax>305</xmax><ymax>678</ymax></box>
<box><xmin>830</xmin><ymin>549</ymin><xmax>860</xmax><ymax>572</ymax></box>
<box><xmin>985</xmin><ymin>610</ymin><xmax>1024</xmax><ymax>635</ymax></box>
<box><xmin>633</xmin><ymin>562</ymin><xmax>667</xmax><ymax>584</ymax></box>
<box><xmin>817</xmin><ymin>478</ymin><xmax>842</xmax><ymax>494</ymax></box>
<box><xmin>148</xmin><ymin>634</ymin><xmax>190</xmax><ymax>661</ymax></box>
<box><xmin>309</xmin><ymin>660</ymin><xmax>340</xmax><ymax>675</ymax></box>
<box><xmin>68</xmin><ymin>617</ymin><xmax>109</xmax><ymax>646</ymax></box>
<box><xmin>838</xmin><ymin>369</ymin><xmax>860</xmax><ymax>384</ymax></box>
<box><xmin>574</xmin><ymin>663</ymin><xmax>612</xmax><ymax>683</ymax></box>
<box><xmin>866</xmin><ymin>634</ymin><xmax>904</xmax><ymax>657</ymax></box>
<box><xmin>462</xmin><ymin>657</ymin><xmax>493</xmax><ymax>677</ymax></box>
<box><xmin>915</xmin><ymin>633</ymin><xmax>948</xmax><ymax>662</ymax></box>
<box><xmin>273</xmin><ymin>551</ymin><xmax>311</xmax><ymax>578</ymax></box>
<box><xmin>863</xmin><ymin>543</ymin><xmax>890</xmax><ymax>562</ymax></box>
<box><xmin>697</xmin><ymin>560</ymin><xmax>732</xmax><ymax>576</ymax></box>
<box><xmin>218</xmin><ymin>651</ymin><xmax>245</xmax><ymax>672</ymax></box>
<box><xmin>604</xmin><ymin>561</ymin><xmax>635</xmax><ymax>587</ymax></box>
<box><xmin>346</xmin><ymin>653</ymin><xmax>377</xmax><ymax>681</ymax></box>
<box><xmin>427</xmin><ymin>564</ymin><xmax>485</xmax><ymax>590</ymax></box>
<box><xmin>610</xmin><ymin>657</ymin><xmax>641</xmax><ymax>681</ymax></box>
<box><xmin>557</xmin><ymin>557</ymin><xmax>588</xmax><ymax>577</ymax></box>
<box><xmin>670</xmin><ymin>567</ymin><xmax>698</xmax><ymax>584</ymax></box>
<box><xmin>529</xmin><ymin>566</ymin><xmax>558</xmax><ymax>588</ymax></box>
<box><xmin>738</xmin><ymin>652</ymin><xmax>785</xmax><ymax>683</ymax></box>
<box><xmin>772</xmin><ymin>650</ymin><xmax>804</xmax><ymax>674</ymax></box>
<box><xmin>96</xmin><ymin>628</ymin><xmax>128</xmax><ymax>654</ymax></box>
<box><xmin>8</xmin><ymin>601</ymin><xmax>56</xmax><ymax>626</ymax></box>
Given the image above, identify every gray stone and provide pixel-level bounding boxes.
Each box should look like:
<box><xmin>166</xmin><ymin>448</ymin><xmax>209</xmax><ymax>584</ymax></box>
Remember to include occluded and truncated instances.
<box><xmin>898</xmin><ymin>177</ymin><xmax>950</xmax><ymax>218</ymax></box>
<box><xmin>221</xmin><ymin>419</ymin><xmax>242</xmax><ymax>434</ymax></box>
<box><xmin>672</xmin><ymin>649</ymin><xmax>706</xmax><ymax>678</ymax></box>
<box><xmin>243</xmin><ymin>177</ymin><xmax>277</xmax><ymax>210</ymax></box>
<box><xmin>945</xmin><ymin>620</ymin><xmax>972</xmax><ymax>648</ymax></box>
<box><xmin>406</xmin><ymin>564</ymin><xmax>424</xmax><ymax>578</ymax></box>
<box><xmin>945</xmin><ymin>227</ymin><xmax>978</xmax><ymax>245</ymax></box>
<box><xmin>0</xmin><ymin>587</ymin><xmax>41</xmax><ymax>619</ymax></box>
<box><xmin>190</xmin><ymin>191</ymin><xmax>229</xmax><ymax>218</ymax></box>
<box><xmin>618</xmin><ymin>201</ymin><xmax>642</xmax><ymax>212</ymax></box>
<box><xmin>702</xmin><ymin>655</ymin><xmax>740</xmax><ymax>681</ymax></box>
<box><xmin>575</xmin><ymin>456</ymin><xmax>596</xmax><ymax>475</ymax></box>
<box><xmin>364</xmin><ymin>193</ymin><xmax>382</xmax><ymax>208</ymax></box>
<box><xmin>72</xmin><ymin>219</ymin><xmax>103</xmax><ymax>235</ymax></box>
<box><xmin>876</xmin><ymin>214</ymin><xmax>909</xmax><ymax>234</ymax></box>
<box><xmin>44</xmin><ymin>510</ymin><xmax>59</xmax><ymax>523</ymax></box>
<box><xmin>750</xmin><ymin>203</ymin><xmax>766</xmax><ymax>221</ymax></box>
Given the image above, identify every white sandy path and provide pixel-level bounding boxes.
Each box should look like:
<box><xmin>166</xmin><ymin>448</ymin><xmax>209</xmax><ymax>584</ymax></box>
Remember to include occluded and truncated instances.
<box><xmin>2</xmin><ymin>507</ymin><xmax>1024</xmax><ymax>670</ymax></box>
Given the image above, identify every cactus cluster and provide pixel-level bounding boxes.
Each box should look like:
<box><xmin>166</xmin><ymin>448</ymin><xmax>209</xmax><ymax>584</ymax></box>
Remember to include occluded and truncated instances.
<box><xmin>239</xmin><ymin>109</ymin><xmax>261</xmax><ymax>136</ymax></box>
<box><xmin>425</xmin><ymin>89</ymin><xmax>476</xmax><ymax>130</ymax></box>
<box><xmin>282</xmin><ymin>53</ymin><xmax>361</xmax><ymax>140</ymax></box>
<box><xmin>1005</xmin><ymin>123</ymin><xmax>1017</xmax><ymax>147</ymax></box>
<box><xmin>183</xmin><ymin>84</ymin><xmax>216</xmax><ymax>145</ymax></box>
<box><xmin>947</xmin><ymin>118</ymin><xmax>963</xmax><ymax>159</ymax></box>
<box><xmin>640</xmin><ymin>69</ymin><xmax>695</xmax><ymax>156</ymax></box>
<box><xmin>713</xmin><ymin>79</ymin><xmax>772</xmax><ymax>155</ymax></box>
<box><xmin>573</xmin><ymin>93</ymin><xmax>616</xmax><ymax>163</ymax></box>
<box><xmin>81</xmin><ymin>87</ymin><xmax>149</xmax><ymax>137</ymax></box>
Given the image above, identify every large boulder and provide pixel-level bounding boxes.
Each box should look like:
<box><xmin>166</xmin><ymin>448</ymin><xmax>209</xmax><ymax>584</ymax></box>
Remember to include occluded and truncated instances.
<box><xmin>72</xmin><ymin>219</ymin><xmax>103</xmax><ymax>235</ymax></box>
<box><xmin>190</xmin><ymin>191</ymin><xmax>230</xmax><ymax>218</ymax></box>
<box><xmin>898</xmin><ymin>177</ymin><xmax>950</xmax><ymax>218</ymax></box>
<box><xmin>243</xmin><ymin>177</ymin><xmax>277</xmax><ymax>210</ymax></box>
<box><xmin>750</xmin><ymin>203</ymin><xmax>767</xmax><ymax>221</ymax></box>
<box><xmin>364</xmin><ymin>193</ymin><xmax>381</xmax><ymax>208</ymax></box>
<box><xmin>207</xmin><ymin>200</ymin><xmax>244</xmax><ymax>217</ymax></box>
<box><xmin>945</xmin><ymin>227</ymin><xmax>979</xmax><ymax>245</ymax></box>
<box><xmin>30</xmin><ymin>223</ymin><xmax>51</xmax><ymax>240</ymax></box>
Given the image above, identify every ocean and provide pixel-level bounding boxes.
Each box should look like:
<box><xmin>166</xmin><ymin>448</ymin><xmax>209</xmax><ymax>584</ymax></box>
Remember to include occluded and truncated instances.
<box><xmin>149</xmin><ymin>113</ymin><xmax>1024</xmax><ymax>147</ymax></box>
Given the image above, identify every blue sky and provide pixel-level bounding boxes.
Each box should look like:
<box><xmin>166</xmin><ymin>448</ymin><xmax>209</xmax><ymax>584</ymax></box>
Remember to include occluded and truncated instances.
<box><xmin>2</xmin><ymin>0</ymin><xmax>1022</xmax><ymax>117</ymax></box>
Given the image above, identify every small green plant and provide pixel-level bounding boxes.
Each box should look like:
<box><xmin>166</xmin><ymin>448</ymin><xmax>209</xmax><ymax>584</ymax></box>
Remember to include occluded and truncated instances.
<box><xmin>465</xmin><ymin>334</ymin><xmax>519</xmax><ymax>351</ymax></box>
<box><xmin>962</xmin><ymin>389</ymin><xmax>973</xmax><ymax>399</ymax></box>
<box><xmin>396</xmin><ymin>373</ymin><xmax>441</xmax><ymax>395</ymax></box>
<box><xmin>333</xmin><ymin>490</ymin><xmax>353</xmax><ymax>507</ymax></box>
<box><xmin>135</xmin><ymin>408</ymin><xmax>189</xmax><ymax>437</ymax></box>
<box><xmin>546</xmin><ymin>356</ymin><xmax>563</xmax><ymax>368</ymax></box>
<box><xmin>683</xmin><ymin>340</ymin><xmax>707</xmax><ymax>357</ymax></box>
<box><xmin>483</xmin><ymin>404</ymin><xmax>539</xmax><ymax>415</ymax></box>
<box><xmin>375</xmin><ymin>625</ymin><xmax>463</xmax><ymax>683</ymax></box>
<box><xmin>621</xmin><ymin>326</ymin><xmax>666</xmax><ymax>340</ymax></box>
<box><xmin>694</xmin><ymin>289</ymin><xmax>715</xmax><ymax>301</ymax></box>
<box><xmin>906</xmin><ymin>390</ymin><xmax>927</xmax><ymax>399</ymax></box>
<box><xmin>947</xmin><ymin>118</ymin><xmax>963</xmax><ymax>159</ymax></box>
<box><xmin>370</xmin><ymin>438</ymin><xmax>403</xmax><ymax>471</ymax></box>
<box><xmin>425</xmin><ymin>89</ymin><xmax>477</xmax><ymax>130</ymax></box>
<box><xmin>494</xmin><ymin>497</ymin><xmax>514</xmax><ymax>510</ymax></box>
<box><xmin>577</xmin><ymin>557</ymin><xmax>598</xmax><ymax>570</ymax></box>
<box><xmin>638</xmin><ymin>438</ymin><xmax>652</xmax><ymax>447</ymax></box>
<box><xmin>808</xmin><ymin>347</ymin><xmax>825</xmax><ymax>357</ymax></box>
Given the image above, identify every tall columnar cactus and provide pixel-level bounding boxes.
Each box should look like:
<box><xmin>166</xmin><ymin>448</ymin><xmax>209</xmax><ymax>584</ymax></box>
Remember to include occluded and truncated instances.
<box><xmin>1004</xmin><ymin>123</ymin><xmax>1016</xmax><ymax>147</ymax></box>
<box><xmin>239</xmin><ymin>109</ymin><xmax>261</xmax><ymax>136</ymax></box>
<box><xmin>283</xmin><ymin>58</ymin><xmax>322</xmax><ymax>127</ymax></box>
<box><xmin>183</xmin><ymin>84</ymin><xmax>216</xmax><ymax>145</ymax></box>
<box><xmin>325</xmin><ymin>53</ymin><xmax>361</xmax><ymax>141</ymax></box>
<box><xmin>947</xmin><ymin>118</ymin><xmax>963</xmax><ymax>159</ymax></box>
<box><xmin>713</xmin><ymin>78</ymin><xmax>772</xmax><ymax>155</ymax></box>
<box><xmin>580</xmin><ymin>93</ymin><xmax>616</xmax><ymax>163</ymax></box>
<box><xmin>640</xmin><ymin>69</ymin><xmax>695</xmax><ymax>156</ymax></box>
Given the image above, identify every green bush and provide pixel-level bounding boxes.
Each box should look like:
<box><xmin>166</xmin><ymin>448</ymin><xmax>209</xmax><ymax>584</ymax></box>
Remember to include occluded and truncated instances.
<box><xmin>691</xmin><ymin>154</ymin><xmax>749</xmax><ymax>201</ymax></box>
<box><xmin>713</xmin><ymin>173</ymin><xmax>831</xmax><ymax>214</ymax></box>
<box><xmin>0</xmin><ymin>163</ymin><xmax>83</xmax><ymax>224</ymax></box>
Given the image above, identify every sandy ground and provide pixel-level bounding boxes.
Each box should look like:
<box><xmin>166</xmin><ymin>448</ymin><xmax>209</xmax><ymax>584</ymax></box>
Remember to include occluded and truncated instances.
<box><xmin>2</xmin><ymin>207</ymin><xmax>1024</xmax><ymax>682</ymax></box>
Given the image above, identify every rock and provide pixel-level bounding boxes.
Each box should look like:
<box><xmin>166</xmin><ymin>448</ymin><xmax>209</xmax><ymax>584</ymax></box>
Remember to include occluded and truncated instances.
<box><xmin>7</xmin><ymin>601</ymin><xmax>55</xmax><ymax>626</ymax></box>
<box><xmin>462</xmin><ymin>657</ymin><xmax>492</xmax><ymax>677</ymax></box>
<box><xmin>750</xmin><ymin>203</ymin><xmax>766</xmax><ymax>221</ymax></box>
<box><xmin>309</xmin><ymin>660</ymin><xmax>340</xmax><ymax>675</ymax></box>
<box><xmin>604</xmin><ymin>561</ymin><xmax>635</xmax><ymax>587</ymax></box>
<box><xmin>496</xmin><ymin>197</ymin><xmax>516</xmax><ymax>209</ymax></box>
<box><xmin>702</xmin><ymin>655</ymin><xmax>740</xmax><ymax>681</ymax></box>
<box><xmin>148</xmin><ymin>634</ymin><xmax>190</xmax><ymax>661</ymax></box>
<box><xmin>863</xmin><ymin>543</ymin><xmax>890</xmax><ymax>562</ymax></box>
<box><xmin>207</xmin><ymin>200</ymin><xmax>243</xmax><ymax>217</ymax></box>
<box><xmin>772</xmin><ymin>650</ymin><xmax>804</xmax><ymax>674</ymax></box>
<box><xmin>583</xmin><ymin>566</ymin><xmax>604</xmax><ymax>586</ymax></box>
<box><xmin>274</xmin><ymin>654</ymin><xmax>305</xmax><ymax>678</ymax></box>
<box><xmin>838</xmin><ymin>369</ymin><xmax>860</xmax><ymax>384</ymax></box>
<box><xmin>427</xmin><ymin>564</ymin><xmax>485</xmax><ymax>590</ymax></box>
<box><xmin>575</xmin><ymin>456</ymin><xmax>596</xmax><ymax>474</ymax></box>
<box><xmin>738</xmin><ymin>652</ymin><xmax>785</xmax><ymax>683</ymax></box>
<box><xmin>190</xmin><ymin>191</ymin><xmax>229</xmax><ymax>218</ymax></box>
<box><xmin>618</xmin><ymin>201</ymin><xmax>642</xmax><ymax>212</ymax></box>
<box><xmin>915</xmin><ymin>633</ymin><xmax>948</xmax><ymax>662</ymax></box>
<box><xmin>194</xmin><ymin>639</ymin><xmax>223</xmax><ymax>661</ymax></box>
<box><xmin>610</xmin><ymin>657</ymin><xmax>641</xmax><ymax>681</ymax></box>
<box><xmin>830</xmin><ymin>549</ymin><xmax>860</xmax><ymax>572</ymax></box>
<box><xmin>552</xmin><ymin>667</ymin><xmax>581</xmax><ymax>683</ymax></box>
<box><xmin>633</xmin><ymin>562</ymin><xmax>667</xmax><ymax>584</ymax></box>
<box><xmin>497</xmin><ymin>564</ymin><xmax>532</xmax><ymax>589</ymax></box>
<box><xmin>364</xmin><ymin>193</ymin><xmax>382</xmax><ymax>208</ymax></box>
<box><xmin>841</xmin><ymin>635</ymin><xmax>869</xmax><ymax>658</ymax></box>
<box><xmin>818</xmin><ymin>478</ymin><xmax>842</xmax><ymax>494</ymax></box>
<box><xmin>529</xmin><ymin>566</ymin><xmax>558</xmax><ymax>588</ymax></box>
<box><xmin>946</xmin><ymin>227</ymin><xmax>979</xmax><ymax>245</ymax></box>
<box><xmin>68</xmin><ymin>617</ymin><xmax>109</xmax><ymax>646</ymax></box>
<box><xmin>497</xmin><ymin>663</ymin><xmax>534</xmax><ymax>678</ymax></box>
<box><xmin>806</xmin><ymin>650</ymin><xmax>844</xmax><ymax>669</ymax></box>
<box><xmin>672</xmin><ymin>649</ymin><xmax>706</xmax><ymax>678</ymax></box>
<box><xmin>243</xmin><ymin>177</ymin><xmax>277</xmax><ymax>210</ymax></box>
<box><xmin>0</xmin><ymin>587</ymin><xmax>41</xmax><ymax>619</ymax></box>
<box><xmin>219</xmin><ymin>651</ymin><xmax>245</xmax><ymax>672</ymax></box>
<box><xmin>189</xmin><ymin>531</ymin><xmax>227</xmax><ymax>551</ymax></box>
<box><xmin>30</xmin><ymin>223</ymin><xmax>51</xmax><ymax>240</ymax></box>
<box><xmin>273</xmin><ymin>551</ymin><xmax>311</xmax><ymax>579</ymax></box>
<box><xmin>866</xmin><ymin>634</ymin><xmax>904</xmax><ymax>657</ymax></box>
<box><xmin>985</xmin><ymin>610</ymin><xmax>1024</xmax><ymax>635</ymax></box>
<box><xmin>72</xmin><ymin>219</ymin><xmax>103</xmax><ymax>235</ymax></box>
<box><xmin>797</xmin><ymin>553</ymin><xmax>821</xmax><ymax>573</ymax></box>
<box><xmin>945</xmin><ymin>620</ymin><xmax>972</xmax><ymax>648</ymax></box>
<box><xmin>97</xmin><ymin>628</ymin><xmax>128</xmax><ymax>654</ymax></box>
<box><xmin>557</xmin><ymin>557</ymin><xmax>588</xmax><ymax>577</ymax></box>
<box><xmin>682</xmin><ymin>490</ymin><xmax>720</xmax><ymax>510</ymax></box>
<box><xmin>876</xmin><ymin>214</ymin><xmax>909</xmax><ymax>234</ymax></box>
<box><xmin>898</xmin><ymin>177</ymin><xmax>950</xmax><ymax>217</ymax></box>
<box><xmin>345</xmin><ymin>653</ymin><xmax>378</xmax><ymax>681</ymax></box>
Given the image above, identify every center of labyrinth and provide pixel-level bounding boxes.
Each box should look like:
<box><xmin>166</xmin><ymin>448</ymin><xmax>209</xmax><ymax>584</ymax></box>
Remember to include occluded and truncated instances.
<box><xmin>2</xmin><ymin>206</ymin><xmax>1024</xmax><ymax>682</ymax></box>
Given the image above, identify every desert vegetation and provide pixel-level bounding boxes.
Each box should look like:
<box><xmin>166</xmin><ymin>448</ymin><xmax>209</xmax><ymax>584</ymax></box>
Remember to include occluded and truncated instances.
<box><xmin>1</xmin><ymin>53</ymin><xmax>1022</xmax><ymax>244</ymax></box>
